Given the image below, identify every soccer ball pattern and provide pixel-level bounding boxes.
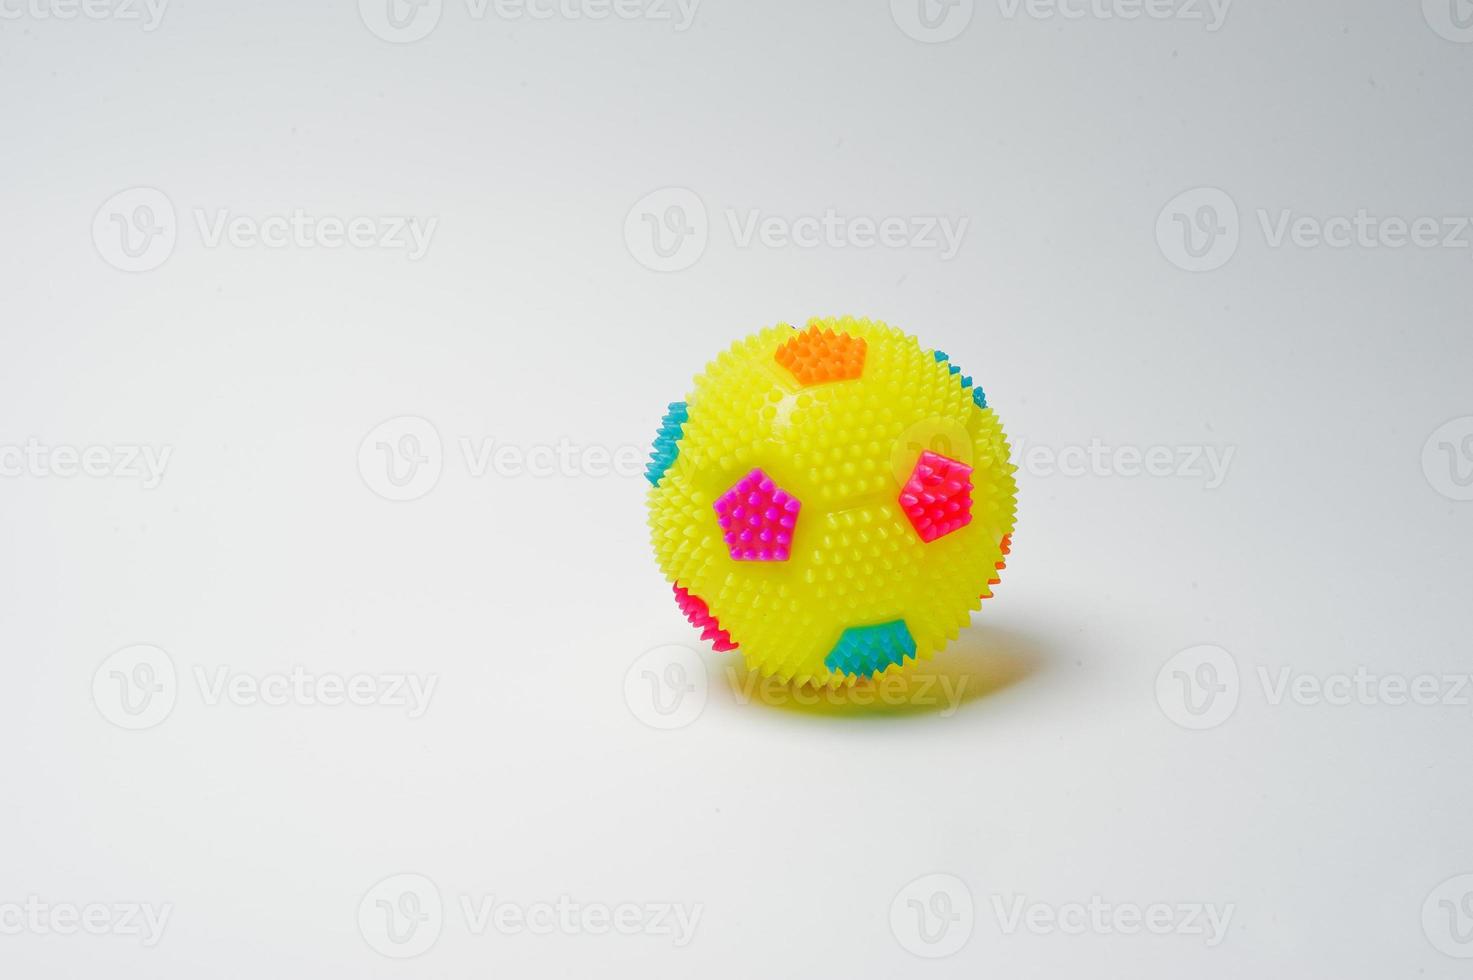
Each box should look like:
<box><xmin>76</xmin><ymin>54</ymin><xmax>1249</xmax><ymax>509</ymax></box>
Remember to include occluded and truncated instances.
<box><xmin>646</xmin><ymin>316</ymin><xmax>1017</xmax><ymax>687</ymax></box>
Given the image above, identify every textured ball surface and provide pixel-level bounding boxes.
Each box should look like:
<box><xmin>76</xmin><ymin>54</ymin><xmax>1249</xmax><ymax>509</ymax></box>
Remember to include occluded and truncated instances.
<box><xmin>646</xmin><ymin>316</ymin><xmax>1017</xmax><ymax>687</ymax></box>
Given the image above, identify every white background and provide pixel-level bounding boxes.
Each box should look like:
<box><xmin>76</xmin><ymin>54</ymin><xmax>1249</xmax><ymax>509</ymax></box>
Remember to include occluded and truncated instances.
<box><xmin>3</xmin><ymin>0</ymin><xmax>1472</xmax><ymax>976</ymax></box>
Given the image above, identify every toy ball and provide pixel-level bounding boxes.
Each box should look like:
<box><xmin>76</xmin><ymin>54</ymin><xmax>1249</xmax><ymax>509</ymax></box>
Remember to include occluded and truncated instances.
<box><xmin>645</xmin><ymin>316</ymin><xmax>1017</xmax><ymax>688</ymax></box>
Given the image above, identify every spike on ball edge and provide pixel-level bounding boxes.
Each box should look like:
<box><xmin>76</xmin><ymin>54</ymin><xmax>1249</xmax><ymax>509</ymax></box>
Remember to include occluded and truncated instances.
<box><xmin>673</xmin><ymin>584</ymin><xmax>737</xmax><ymax>652</ymax></box>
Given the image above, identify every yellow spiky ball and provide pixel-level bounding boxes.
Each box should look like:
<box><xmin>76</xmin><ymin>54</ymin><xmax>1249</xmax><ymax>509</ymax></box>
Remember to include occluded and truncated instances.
<box><xmin>645</xmin><ymin>316</ymin><xmax>1017</xmax><ymax>688</ymax></box>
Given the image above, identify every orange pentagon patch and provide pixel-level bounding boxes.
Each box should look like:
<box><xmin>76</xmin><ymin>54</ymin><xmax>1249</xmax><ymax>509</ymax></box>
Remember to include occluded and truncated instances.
<box><xmin>773</xmin><ymin>324</ymin><xmax>867</xmax><ymax>387</ymax></box>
